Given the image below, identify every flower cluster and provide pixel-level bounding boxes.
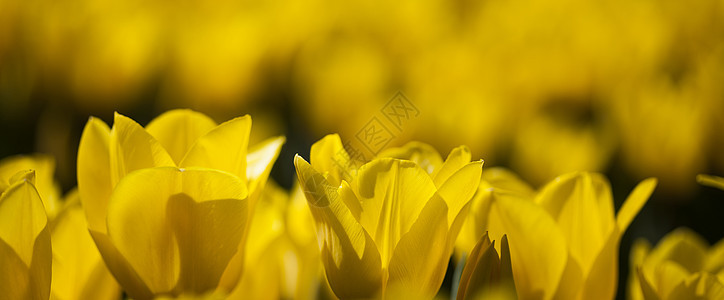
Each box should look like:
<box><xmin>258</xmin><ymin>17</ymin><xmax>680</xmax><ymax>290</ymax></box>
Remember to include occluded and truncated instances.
<box><xmin>1</xmin><ymin>109</ymin><xmax>722</xmax><ymax>300</ymax></box>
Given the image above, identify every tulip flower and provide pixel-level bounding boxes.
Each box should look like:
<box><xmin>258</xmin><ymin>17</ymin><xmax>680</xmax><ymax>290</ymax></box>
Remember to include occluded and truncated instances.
<box><xmin>628</xmin><ymin>228</ymin><xmax>724</xmax><ymax>300</ymax></box>
<box><xmin>50</xmin><ymin>189</ymin><xmax>121</xmax><ymax>300</ymax></box>
<box><xmin>0</xmin><ymin>170</ymin><xmax>51</xmax><ymax>300</ymax></box>
<box><xmin>76</xmin><ymin>109</ymin><xmax>284</xmax><ymax>298</ymax></box>
<box><xmin>230</xmin><ymin>181</ymin><xmax>321</xmax><ymax>300</ymax></box>
<box><xmin>456</xmin><ymin>232</ymin><xmax>516</xmax><ymax>300</ymax></box>
<box><xmin>469</xmin><ymin>171</ymin><xmax>656</xmax><ymax>300</ymax></box>
<box><xmin>294</xmin><ymin>134</ymin><xmax>483</xmax><ymax>299</ymax></box>
<box><xmin>0</xmin><ymin>154</ymin><xmax>61</xmax><ymax>218</ymax></box>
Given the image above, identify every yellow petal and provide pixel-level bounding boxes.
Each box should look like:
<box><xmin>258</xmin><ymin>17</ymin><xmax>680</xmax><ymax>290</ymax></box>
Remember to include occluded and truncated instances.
<box><xmin>0</xmin><ymin>154</ymin><xmax>61</xmax><ymax>218</ymax></box>
<box><xmin>51</xmin><ymin>201</ymin><xmax>120</xmax><ymax>300</ymax></box>
<box><xmin>180</xmin><ymin>115</ymin><xmax>251</xmax><ymax>183</ymax></box>
<box><xmin>552</xmin><ymin>254</ymin><xmax>583</xmax><ymax>300</ymax></box>
<box><xmin>89</xmin><ymin>230</ymin><xmax>153</xmax><ymax>299</ymax></box>
<box><xmin>0</xmin><ymin>180</ymin><xmax>51</xmax><ymax>300</ymax></box>
<box><xmin>636</xmin><ymin>267</ymin><xmax>662</xmax><ymax>300</ymax></box>
<box><xmin>457</xmin><ymin>232</ymin><xmax>497</xmax><ymax>300</ymax></box>
<box><xmin>216</xmin><ymin>136</ymin><xmax>285</xmax><ymax>291</ymax></box>
<box><xmin>0</xmin><ymin>238</ymin><xmax>29</xmax><ymax>299</ymax></box>
<box><xmin>645</xmin><ymin>228</ymin><xmax>708</xmax><ymax>276</ymax></box>
<box><xmin>705</xmin><ymin>238</ymin><xmax>724</xmax><ymax>272</ymax></box>
<box><xmin>167</xmin><ymin>193</ymin><xmax>248</xmax><ymax>294</ymax></box>
<box><xmin>387</xmin><ymin>195</ymin><xmax>449</xmax><ymax>298</ymax></box>
<box><xmin>697</xmin><ymin>174</ymin><xmax>724</xmax><ymax>191</ymax></box>
<box><xmin>487</xmin><ymin>189</ymin><xmax>568</xmax><ymax>300</ymax></box>
<box><xmin>377</xmin><ymin>141</ymin><xmax>444</xmax><ymax>174</ymax></box>
<box><xmin>294</xmin><ymin>155</ymin><xmax>382</xmax><ymax>299</ymax></box>
<box><xmin>481</xmin><ymin>167</ymin><xmax>535</xmax><ymax>197</ymax></box>
<box><xmin>109</xmin><ymin>112</ymin><xmax>175</xmax><ymax>187</ymax></box>
<box><xmin>535</xmin><ymin>172</ymin><xmax>615</xmax><ymax>274</ymax></box>
<box><xmin>146</xmin><ymin>109</ymin><xmax>217</xmax><ymax>164</ymax></box>
<box><xmin>245</xmin><ymin>136</ymin><xmax>286</xmax><ymax>203</ymax></box>
<box><xmin>628</xmin><ymin>239</ymin><xmax>652</xmax><ymax>300</ymax></box>
<box><xmin>310</xmin><ymin>134</ymin><xmax>355</xmax><ymax>186</ymax></box>
<box><xmin>431</xmin><ymin>145</ymin><xmax>472</xmax><ymax>187</ymax></box>
<box><xmin>106</xmin><ymin>167</ymin><xmax>248</xmax><ymax>294</ymax></box>
<box><xmin>353</xmin><ymin>158</ymin><xmax>437</xmax><ymax>265</ymax></box>
<box><xmin>655</xmin><ymin>261</ymin><xmax>690</xmax><ymax>299</ymax></box>
<box><xmin>579</xmin><ymin>228</ymin><xmax>620</xmax><ymax>300</ymax></box>
<box><xmin>437</xmin><ymin>160</ymin><xmax>483</xmax><ymax>228</ymax></box>
<box><xmin>616</xmin><ymin>178</ymin><xmax>657</xmax><ymax>235</ymax></box>
<box><xmin>77</xmin><ymin>117</ymin><xmax>113</xmax><ymax>233</ymax></box>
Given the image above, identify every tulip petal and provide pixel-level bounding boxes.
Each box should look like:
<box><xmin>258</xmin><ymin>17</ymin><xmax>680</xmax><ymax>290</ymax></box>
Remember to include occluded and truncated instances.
<box><xmin>89</xmin><ymin>230</ymin><xmax>153</xmax><ymax>299</ymax></box>
<box><xmin>310</xmin><ymin>134</ymin><xmax>355</xmax><ymax>186</ymax></box>
<box><xmin>655</xmin><ymin>261</ymin><xmax>690</xmax><ymax>299</ymax></box>
<box><xmin>644</xmin><ymin>228</ymin><xmax>707</xmax><ymax>277</ymax></box>
<box><xmin>109</xmin><ymin>112</ymin><xmax>175</xmax><ymax>186</ymax></box>
<box><xmin>636</xmin><ymin>267</ymin><xmax>661</xmax><ymax>300</ymax></box>
<box><xmin>387</xmin><ymin>195</ymin><xmax>449</xmax><ymax>298</ymax></box>
<box><xmin>0</xmin><ymin>238</ymin><xmax>29</xmax><ymax>299</ymax></box>
<box><xmin>167</xmin><ymin>193</ymin><xmax>248</xmax><ymax>294</ymax></box>
<box><xmin>432</xmin><ymin>145</ymin><xmax>471</xmax><ymax>187</ymax></box>
<box><xmin>437</xmin><ymin>160</ymin><xmax>482</xmax><ymax>228</ymax></box>
<box><xmin>78</xmin><ymin>117</ymin><xmax>113</xmax><ymax>233</ymax></box>
<box><xmin>579</xmin><ymin>228</ymin><xmax>620</xmax><ymax>300</ymax></box>
<box><xmin>697</xmin><ymin>174</ymin><xmax>724</xmax><ymax>191</ymax></box>
<box><xmin>216</xmin><ymin>136</ymin><xmax>285</xmax><ymax>291</ymax></box>
<box><xmin>0</xmin><ymin>180</ymin><xmax>47</xmax><ymax>266</ymax></box>
<box><xmin>616</xmin><ymin>178</ymin><xmax>657</xmax><ymax>235</ymax></box>
<box><xmin>146</xmin><ymin>109</ymin><xmax>217</xmax><ymax>164</ymax></box>
<box><xmin>246</xmin><ymin>136</ymin><xmax>286</xmax><ymax>202</ymax></box>
<box><xmin>51</xmin><ymin>201</ymin><xmax>120</xmax><ymax>300</ymax></box>
<box><xmin>295</xmin><ymin>155</ymin><xmax>382</xmax><ymax>299</ymax></box>
<box><xmin>628</xmin><ymin>239</ymin><xmax>652</xmax><ymax>300</ymax></box>
<box><xmin>482</xmin><ymin>167</ymin><xmax>535</xmax><ymax>197</ymax></box>
<box><xmin>180</xmin><ymin>115</ymin><xmax>251</xmax><ymax>183</ymax></box>
<box><xmin>535</xmin><ymin>172</ymin><xmax>615</xmax><ymax>274</ymax></box>
<box><xmin>106</xmin><ymin>167</ymin><xmax>247</xmax><ymax>294</ymax></box>
<box><xmin>378</xmin><ymin>141</ymin><xmax>444</xmax><ymax>174</ymax></box>
<box><xmin>487</xmin><ymin>190</ymin><xmax>567</xmax><ymax>300</ymax></box>
<box><xmin>0</xmin><ymin>180</ymin><xmax>51</xmax><ymax>300</ymax></box>
<box><xmin>0</xmin><ymin>154</ymin><xmax>61</xmax><ymax>217</ymax></box>
<box><xmin>354</xmin><ymin>158</ymin><xmax>437</xmax><ymax>265</ymax></box>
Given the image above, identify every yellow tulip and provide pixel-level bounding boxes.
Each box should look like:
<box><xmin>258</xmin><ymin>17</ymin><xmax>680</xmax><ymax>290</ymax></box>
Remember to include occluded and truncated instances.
<box><xmin>50</xmin><ymin>189</ymin><xmax>121</xmax><ymax>300</ymax></box>
<box><xmin>628</xmin><ymin>228</ymin><xmax>724</xmax><ymax>300</ymax></box>
<box><xmin>295</xmin><ymin>134</ymin><xmax>483</xmax><ymax>299</ymax></box>
<box><xmin>456</xmin><ymin>233</ymin><xmax>516</xmax><ymax>300</ymax></box>
<box><xmin>0</xmin><ymin>170</ymin><xmax>52</xmax><ymax>300</ymax></box>
<box><xmin>0</xmin><ymin>154</ymin><xmax>61</xmax><ymax>218</ymax></box>
<box><xmin>76</xmin><ymin>109</ymin><xmax>285</xmax><ymax>298</ymax></box>
<box><xmin>469</xmin><ymin>171</ymin><xmax>656</xmax><ymax>300</ymax></box>
<box><xmin>230</xmin><ymin>181</ymin><xmax>322</xmax><ymax>300</ymax></box>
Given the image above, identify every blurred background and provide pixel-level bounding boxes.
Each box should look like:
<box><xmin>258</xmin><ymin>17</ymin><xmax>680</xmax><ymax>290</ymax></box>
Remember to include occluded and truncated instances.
<box><xmin>1</xmin><ymin>0</ymin><xmax>723</xmax><ymax>298</ymax></box>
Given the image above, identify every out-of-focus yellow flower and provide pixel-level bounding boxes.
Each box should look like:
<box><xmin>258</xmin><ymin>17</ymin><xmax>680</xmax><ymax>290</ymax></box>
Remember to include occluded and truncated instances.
<box><xmin>0</xmin><ymin>170</ymin><xmax>52</xmax><ymax>299</ymax></box>
<box><xmin>628</xmin><ymin>228</ymin><xmax>724</xmax><ymax>300</ymax></box>
<box><xmin>697</xmin><ymin>174</ymin><xmax>724</xmax><ymax>191</ymax></box>
<box><xmin>468</xmin><ymin>171</ymin><xmax>656</xmax><ymax>300</ymax></box>
<box><xmin>456</xmin><ymin>232</ymin><xmax>516</xmax><ymax>300</ymax></box>
<box><xmin>510</xmin><ymin>112</ymin><xmax>614</xmax><ymax>185</ymax></box>
<box><xmin>0</xmin><ymin>154</ymin><xmax>61</xmax><ymax>218</ymax></box>
<box><xmin>76</xmin><ymin>109</ymin><xmax>285</xmax><ymax>298</ymax></box>
<box><xmin>50</xmin><ymin>189</ymin><xmax>121</xmax><ymax>300</ymax></box>
<box><xmin>294</xmin><ymin>134</ymin><xmax>483</xmax><ymax>299</ymax></box>
<box><xmin>230</xmin><ymin>181</ymin><xmax>321</xmax><ymax>300</ymax></box>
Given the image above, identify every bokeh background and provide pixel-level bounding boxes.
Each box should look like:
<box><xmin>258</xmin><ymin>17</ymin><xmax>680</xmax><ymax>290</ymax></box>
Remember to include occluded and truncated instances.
<box><xmin>1</xmin><ymin>0</ymin><xmax>723</xmax><ymax>298</ymax></box>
